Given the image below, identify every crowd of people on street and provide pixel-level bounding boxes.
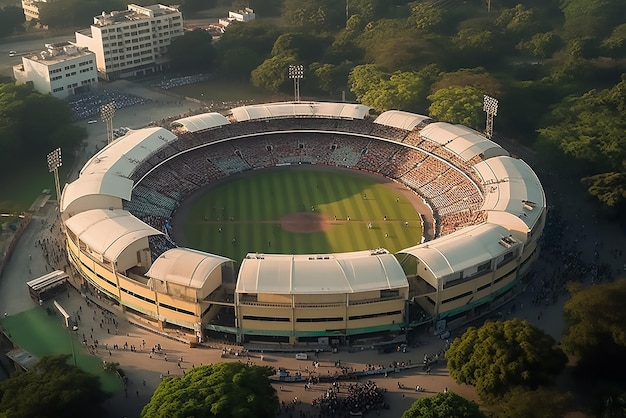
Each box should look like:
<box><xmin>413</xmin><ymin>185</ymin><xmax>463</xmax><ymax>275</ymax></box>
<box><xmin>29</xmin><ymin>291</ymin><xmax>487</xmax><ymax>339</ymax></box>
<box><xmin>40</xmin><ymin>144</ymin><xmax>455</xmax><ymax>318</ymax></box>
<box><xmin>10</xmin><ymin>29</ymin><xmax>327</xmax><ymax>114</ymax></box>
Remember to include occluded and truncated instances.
<box><xmin>67</xmin><ymin>90</ymin><xmax>150</xmax><ymax>121</ymax></box>
<box><xmin>312</xmin><ymin>380</ymin><xmax>388</xmax><ymax>415</ymax></box>
<box><xmin>150</xmin><ymin>73</ymin><xmax>212</xmax><ymax>90</ymax></box>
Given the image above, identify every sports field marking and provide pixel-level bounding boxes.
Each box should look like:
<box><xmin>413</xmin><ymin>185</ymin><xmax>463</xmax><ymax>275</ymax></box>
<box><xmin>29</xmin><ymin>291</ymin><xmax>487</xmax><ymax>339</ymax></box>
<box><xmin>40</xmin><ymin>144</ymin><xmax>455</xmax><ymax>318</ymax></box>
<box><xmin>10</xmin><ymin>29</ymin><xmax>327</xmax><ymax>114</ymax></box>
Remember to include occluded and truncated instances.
<box><xmin>175</xmin><ymin>166</ymin><xmax>423</xmax><ymax>262</ymax></box>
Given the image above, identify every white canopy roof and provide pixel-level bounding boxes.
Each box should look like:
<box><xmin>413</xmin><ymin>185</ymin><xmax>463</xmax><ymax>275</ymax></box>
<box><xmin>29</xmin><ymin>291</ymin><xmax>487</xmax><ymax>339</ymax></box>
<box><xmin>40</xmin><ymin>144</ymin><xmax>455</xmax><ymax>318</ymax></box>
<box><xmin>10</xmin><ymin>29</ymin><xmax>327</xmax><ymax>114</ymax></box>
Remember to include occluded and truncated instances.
<box><xmin>61</xmin><ymin>172</ymin><xmax>133</xmax><ymax>212</ymax></box>
<box><xmin>398</xmin><ymin>223</ymin><xmax>519</xmax><ymax>280</ymax></box>
<box><xmin>236</xmin><ymin>250</ymin><xmax>408</xmax><ymax>295</ymax></box>
<box><xmin>62</xmin><ymin>127</ymin><xmax>177</xmax><ymax>214</ymax></box>
<box><xmin>170</xmin><ymin>113</ymin><xmax>230</xmax><ymax>133</ymax></box>
<box><xmin>80</xmin><ymin>127</ymin><xmax>177</xmax><ymax>178</ymax></box>
<box><xmin>420</xmin><ymin>122</ymin><xmax>482</xmax><ymax>146</ymax></box>
<box><xmin>146</xmin><ymin>248</ymin><xmax>231</xmax><ymax>289</ymax></box>
<box><xmin>64</xmin><ymin>209</ymin><xmax>161</xmax><ymax>261</ymax></box>
<box><xmin>474</xmin><ymin>156</ymin><xmax>545</xmax><ymax>230</ymax></box>
<box><xmin>374</xmin><ymin>111</ymin><xmax>431</xmax><ymax>130</ymax></box>
<box><xmin>444</xmin><ymin>134</ymin><xmax>508</xmax><ymax>162</ymax></box>
<box><xmin>230</xmin><ymin>102</ymin><xmax>370</xmax><ymax>122</ymax></box>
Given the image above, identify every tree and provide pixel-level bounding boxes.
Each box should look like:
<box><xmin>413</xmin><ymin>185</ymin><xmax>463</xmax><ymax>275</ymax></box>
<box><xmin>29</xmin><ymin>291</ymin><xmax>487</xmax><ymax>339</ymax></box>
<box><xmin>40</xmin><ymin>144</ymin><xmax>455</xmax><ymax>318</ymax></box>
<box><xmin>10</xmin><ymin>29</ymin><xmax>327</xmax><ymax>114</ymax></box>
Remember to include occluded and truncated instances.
<box><xmin>446</xmin><ymin>319</ymin><xmax>567</xmax><ymax>400</ymax></box>
<box><xmin>167</xmin><ymin>29</ymin><xmax>216</xmax><ymax>71</ymax></box>
<box><xmin>402</xmin><ymin>391</ymin><xmax>486</xmax><ymax>418</ymax></box>
<box><xmin>0</xmin><ymin>6</ymin><xmax>25</xmax><ymax>37</ymax></box>
<box><xmin>140</xmin><ymin>362</ymin><xmax>279</xmax><ymax>418</ymax></box>
<box><xmin>410</xmin><ymin>3</ymin><xmax>444</xmax><ymax>31</ymax></box>
<box><xmin>581</xmin><ymin>172</ymin><xmax>626</xmax><ymax>211</ymax></box>
<box><xmin>561</xmin><ymin>280</ymin><xmax>626</xmax><ymax>379</ymax></box>
<box><xmin>428</xmin><ymin>86</ymin><xmax>484</xmax><ymax>129</ymax></box>
<box><xmin>431</xmin><ymin>68</ymin><xmax>503</xmax><ymax>97</ymax></box>
<box><xmin>349</xmin><ymin>65</ymin><xmax>431</xmax><ymax>113</ymax></box>
<box><xmin>486</xmin><ymin>387</ymin><xmax>571</xmax><ymax>418</ymax></box>
<box><xmin>251</xmin><ymin>53</ymin><xmax>298</xmax><ymax>93</ymax></box>
<box><xmin>516</xmin><ymin>32</ymin><xmax>561</xmax><ymax>59</ymax></box>
<box><xmin>0</xmin><ymin>354</ymin><xmax>107</xmax><ymax>418</ymax></box>
<box><xmin>536</xmin><ymin>76</ymin><xmax>626</xmax><ymax>210</ymax></box>
<box><xmin>282</xmin><ymin>0</ymin><xmax>344</xmax><ymax>32</ymax></box>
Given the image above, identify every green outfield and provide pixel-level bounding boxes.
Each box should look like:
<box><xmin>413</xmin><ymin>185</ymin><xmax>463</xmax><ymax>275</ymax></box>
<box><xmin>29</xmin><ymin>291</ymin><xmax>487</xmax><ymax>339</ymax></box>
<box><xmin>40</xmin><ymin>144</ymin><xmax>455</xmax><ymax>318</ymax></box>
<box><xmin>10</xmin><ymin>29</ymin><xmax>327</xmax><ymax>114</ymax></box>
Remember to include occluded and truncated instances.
<box><xmin>179</xmin><ymin>167</ymin><xmax>423</xmax><ymax>262</ymax></box>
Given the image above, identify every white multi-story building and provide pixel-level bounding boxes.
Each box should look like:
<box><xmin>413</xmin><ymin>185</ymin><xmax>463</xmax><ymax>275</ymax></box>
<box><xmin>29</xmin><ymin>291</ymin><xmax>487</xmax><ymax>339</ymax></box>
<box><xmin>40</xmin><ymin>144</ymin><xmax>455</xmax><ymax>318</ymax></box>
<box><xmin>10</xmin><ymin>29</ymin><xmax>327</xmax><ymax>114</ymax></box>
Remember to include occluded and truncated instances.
<box><xmin>74</xmin><ymin>4</ymin><xmax>183</xmax><ymax>81</ymax></box>
<box><xmin>21</xmin><ymin>0</ymin><xmax>54</xmax><ymax>21</ymax></box>
<box><xmin>13</xmin><ymin>42</ymin><xmax>97</xmax><ymax>99</ymax></box>
<box><xmin>218</xmin><ymin>8</ymin><xmax>255</xmax><ymax>31</ymax></box>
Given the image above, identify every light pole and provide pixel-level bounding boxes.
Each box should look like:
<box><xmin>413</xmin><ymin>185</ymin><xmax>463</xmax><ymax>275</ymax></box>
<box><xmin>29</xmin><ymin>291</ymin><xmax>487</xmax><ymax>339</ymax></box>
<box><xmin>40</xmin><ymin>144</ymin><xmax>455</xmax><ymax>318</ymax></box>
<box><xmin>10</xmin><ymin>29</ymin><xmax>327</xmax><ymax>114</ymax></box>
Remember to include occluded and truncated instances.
<box><xmin>483</xmin><ymin>95</ymin><xmax>498</xmax><ymax>139</ymax></box>
<box><xmin>100</xmin><ymin>102</ymin><xmax>116</xmax><ymax>144</ymax></box>
<box><xmin>288</xmin><ymin>64</ymin><xmax>304</xmax><ymax>103</ymax></box>
<box><xmin>46</xmin><ymin>148</ymin><xmax>62</xmax><ymax>204</ymax></box>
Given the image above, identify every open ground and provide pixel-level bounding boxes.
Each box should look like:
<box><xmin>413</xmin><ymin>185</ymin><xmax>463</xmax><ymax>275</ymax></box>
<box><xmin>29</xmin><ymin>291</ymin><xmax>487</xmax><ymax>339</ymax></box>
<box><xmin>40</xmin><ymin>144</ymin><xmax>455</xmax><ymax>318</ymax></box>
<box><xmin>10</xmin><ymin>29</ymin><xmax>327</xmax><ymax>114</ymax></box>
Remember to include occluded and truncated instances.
<box><xmin>172</xmin><ymin>166</ymin><xmax>428</xmax><ymax>261</ymax></box>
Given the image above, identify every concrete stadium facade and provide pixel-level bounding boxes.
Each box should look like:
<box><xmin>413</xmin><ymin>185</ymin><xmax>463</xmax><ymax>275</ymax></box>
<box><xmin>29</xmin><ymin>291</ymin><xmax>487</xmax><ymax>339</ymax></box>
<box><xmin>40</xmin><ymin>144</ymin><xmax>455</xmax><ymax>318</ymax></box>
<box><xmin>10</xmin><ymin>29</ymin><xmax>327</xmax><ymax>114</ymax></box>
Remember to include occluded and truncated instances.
<box><xmin>60</xmin><ymin>102</ymin><xmax>545</xmax><ymax>345</ymax></box>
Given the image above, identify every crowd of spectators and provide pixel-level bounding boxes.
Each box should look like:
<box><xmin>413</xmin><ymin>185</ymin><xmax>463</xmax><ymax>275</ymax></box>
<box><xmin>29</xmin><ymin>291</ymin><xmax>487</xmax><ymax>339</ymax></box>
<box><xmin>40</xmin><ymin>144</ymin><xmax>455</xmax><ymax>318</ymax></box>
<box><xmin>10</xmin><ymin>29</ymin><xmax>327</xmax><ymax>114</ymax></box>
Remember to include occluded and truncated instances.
<box><xmin>67</xmin><ymin>89</ymin><xmax>150</xmax><ymax>121</ymax></box>
<box><xmin>312</xmin><ymin>381</ymin><xmax>388</xmax><ymax>415</ymax></box>
<box><xmin>125</xmin><ymin>115</ymin><xmax>496</xmax><ymax>239</ymax></box>
<box><xmin>150</xmin><ymin>73</ymin><xmax>212</xmax><ymax>90</ymax></box>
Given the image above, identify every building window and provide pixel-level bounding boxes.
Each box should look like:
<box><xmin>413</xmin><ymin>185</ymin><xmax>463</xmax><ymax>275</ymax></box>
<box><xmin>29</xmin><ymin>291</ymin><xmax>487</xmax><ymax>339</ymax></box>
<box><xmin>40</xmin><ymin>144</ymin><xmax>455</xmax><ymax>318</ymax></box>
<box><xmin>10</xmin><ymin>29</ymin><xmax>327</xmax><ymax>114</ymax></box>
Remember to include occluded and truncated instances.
<box><xmin>52</xmin><ymin>87</ymin><xmax>64</xmax><ymax>92</ymax></box>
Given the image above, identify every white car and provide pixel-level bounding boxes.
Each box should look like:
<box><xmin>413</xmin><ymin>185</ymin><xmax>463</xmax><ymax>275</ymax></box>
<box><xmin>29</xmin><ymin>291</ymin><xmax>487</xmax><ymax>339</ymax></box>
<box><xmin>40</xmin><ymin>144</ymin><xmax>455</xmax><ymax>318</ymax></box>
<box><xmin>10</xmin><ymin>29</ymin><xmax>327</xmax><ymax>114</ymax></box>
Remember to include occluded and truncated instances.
<box><xmin>9</xmin><ymin>50</ymin><xmax>16</xmax><ymax>57</ymax></box>
<box><xmin>87</xmin><ymin>120</ymin><xmax>98</xmax><ymax>124</ymax></box>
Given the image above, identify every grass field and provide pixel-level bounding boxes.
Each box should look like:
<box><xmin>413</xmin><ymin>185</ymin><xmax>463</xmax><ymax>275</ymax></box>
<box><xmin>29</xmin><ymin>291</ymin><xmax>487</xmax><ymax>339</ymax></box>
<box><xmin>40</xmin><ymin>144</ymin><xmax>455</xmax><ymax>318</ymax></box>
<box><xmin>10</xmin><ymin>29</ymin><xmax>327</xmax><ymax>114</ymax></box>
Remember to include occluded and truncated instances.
<box><xmin>0</xmin><ymin>307</ymin><xmax>123</xmax><ymax>393</ymax></box>
<box><xmin>179</xmin><ymin>167</ymin><xmax>423</xmax><ymax>262</ymax></box>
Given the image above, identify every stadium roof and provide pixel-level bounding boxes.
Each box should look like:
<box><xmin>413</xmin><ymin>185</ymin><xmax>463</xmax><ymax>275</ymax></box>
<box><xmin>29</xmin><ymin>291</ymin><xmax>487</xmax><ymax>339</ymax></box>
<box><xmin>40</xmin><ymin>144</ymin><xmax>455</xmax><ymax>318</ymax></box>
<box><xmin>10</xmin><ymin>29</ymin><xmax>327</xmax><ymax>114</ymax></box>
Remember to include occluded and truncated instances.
<box><xmin>474</xmin><ymin>156</ymin><xmax>545</xmax><ymax>231</ymax></box>
<box><xmin>64</xmin><ymin>208</ymin><xmax>161</xmax><ymax>261</ymax></box>
<box><xmin>236</xmin><ymin>250</ymin><xmax>408</xmax><ymax>295</ymax></box>
<box><xmin>230</xmin><ymin>102</ymin><xmax>370</xmax><ymax>122</ymax></box>
<box><xmin>61</xmin><ymin>127</ymin><xmax>177</xmax><ymax>214</ymax></box>
<box><xmin>418</xmin><ymin>122</ymin><xmax>508</xmax><ymax>162</ymax></box>
<box><xmin>146</xmin><ymin>248</ymin><xmax>232</xmax><ymax>289</ymax></box>
<box><xmin>80</xmin><ymin>127</ymin><xmax>177</xmax><ymax>178</ymax></box>
<box><xmin>170</xmin><ymin>112</ymin><xmax>230</xmax><ymax>133</ymax></box>
<box><xmin>398</xmin><ymin>223</ymin><xmax>520</xmax><ymax>281</ymax></box>
<box><xmin>374</xmin><ymin>111</ymin><xmax>431</xmax><ymax>130</ymax></box>
<box><xmin>61</xmin><ymin>172</ymin><xmax>133</xmax><ymax>212</ymax></box>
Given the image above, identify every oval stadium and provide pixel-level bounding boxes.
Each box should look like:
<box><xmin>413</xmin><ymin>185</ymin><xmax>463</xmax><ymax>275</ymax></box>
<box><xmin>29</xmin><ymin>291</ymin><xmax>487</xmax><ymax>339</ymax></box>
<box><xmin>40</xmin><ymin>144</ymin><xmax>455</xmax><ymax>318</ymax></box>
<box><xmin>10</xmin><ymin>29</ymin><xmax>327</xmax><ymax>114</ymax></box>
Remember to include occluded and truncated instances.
<box><xmin>60</xmin><ymin>102</ymin><xmax>546</xmax><ymax>345</ymax></box>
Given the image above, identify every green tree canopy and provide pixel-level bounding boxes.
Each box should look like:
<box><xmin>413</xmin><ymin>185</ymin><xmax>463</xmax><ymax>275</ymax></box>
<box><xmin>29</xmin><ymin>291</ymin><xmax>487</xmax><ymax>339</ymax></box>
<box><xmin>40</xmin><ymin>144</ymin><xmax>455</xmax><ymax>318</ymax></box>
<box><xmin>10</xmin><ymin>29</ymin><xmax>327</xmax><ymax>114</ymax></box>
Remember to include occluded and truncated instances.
<box><xmin>446</xmin><ymin>319</ymin><xmax>567</xmax><ymax>400</ymax></box>
<box><xmin>282</xmin><ymin>0</ymin><xmax>344</xmax><ymax>32</ymax></box>
<box><xmin>537</xmin><ymin>75</ymin><xmax>626</xmax><ymax>210</ymax></box>
<box><xmin>349</xmin><ymin>64</ymin><xmax>431</xmax><ymax>112</ymax></box>
<box><xmin>251</xmin><ymin>53</ymin><xmax>298</xmax><ymax>93</ymax></box>
<box><xmin>427</xmin><ymin>85</ymin><xmax>484</xmax><ymax>129</ymax></box>
<box><xmin>430</xmin><ymin>68</ymin><xmax>503</xmax><ymax>97</ymax></box>
<box><xmin>0</xmin><ymin>354</ymin><xmax>107</xmax><ymax>418</ymax></box>
<box><xmin>561</xmin><ymin>280</ymin><xmax>626</xmax><ymax>378</ymax></box>
<box><xmin>0</xmin><ymin>83</ymin><xmax>85</xmax><ymax>175</ymax></box>
<box><xmin>167</xmin><ymin>29</ymin><xmax>216</xmax><ymax>71</ymax></box>
<box><xmin>486</xmin><ymin>387</ymin><xmax>571</xmax><ymax>418</ymax></box>
<box><xmin>402</xmin><ymin>391</ymin><xmax>486</xmax><ymax>418</ymax></box>
<box><xmin>140</xmin><ymin>362</ymin><xmax>279</xmax><ymax>418</ymax></box>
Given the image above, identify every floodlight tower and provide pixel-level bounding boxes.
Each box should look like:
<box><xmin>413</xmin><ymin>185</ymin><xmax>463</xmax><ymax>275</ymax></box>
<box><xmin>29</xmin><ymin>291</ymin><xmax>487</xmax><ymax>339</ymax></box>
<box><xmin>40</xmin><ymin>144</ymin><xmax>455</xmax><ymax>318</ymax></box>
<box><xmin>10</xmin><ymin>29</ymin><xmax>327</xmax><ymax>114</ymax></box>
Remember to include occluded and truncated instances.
<box><xmin>100</xmin><ymin>102</ymin><xmax>116</xmax><ymax>143</ymax></box>
<box><xmin>483</xmin><ymin>95</ymin><xmax>498</xmax><ymax>139</ymax></box>
<box><xmin>288</xmin><ymin>64</ymin><xmax>304</xmax><ymax>102</ymax></box>
<box><xmin>46</xmin><ymin>147</ymin><xmax>62</xmax><ymax>204</ymax></box>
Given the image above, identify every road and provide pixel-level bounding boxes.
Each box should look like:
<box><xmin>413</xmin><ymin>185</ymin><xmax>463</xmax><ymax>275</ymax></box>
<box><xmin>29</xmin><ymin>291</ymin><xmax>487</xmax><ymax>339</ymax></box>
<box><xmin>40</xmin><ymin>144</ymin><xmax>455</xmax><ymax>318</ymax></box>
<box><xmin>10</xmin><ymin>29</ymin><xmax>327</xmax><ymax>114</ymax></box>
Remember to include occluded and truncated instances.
<box><xmin>0</xmin><ymin>33</ymin><xmax>76</xmax><ymax>77</ymax></box>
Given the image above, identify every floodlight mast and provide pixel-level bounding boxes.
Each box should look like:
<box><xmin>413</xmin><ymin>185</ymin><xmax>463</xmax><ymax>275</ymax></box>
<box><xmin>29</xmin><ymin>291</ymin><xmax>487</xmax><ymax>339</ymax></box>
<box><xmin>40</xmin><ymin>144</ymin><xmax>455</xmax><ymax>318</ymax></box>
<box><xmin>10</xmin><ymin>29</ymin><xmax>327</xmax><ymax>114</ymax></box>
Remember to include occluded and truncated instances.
<box><xmin>100</xmin><ymin>102</ymin><xmax>116</xmax><ymax>144</ymax></box>
<box><xmin>288</xmin><ymin>65</ymin><xmax>304</xmax><ymax>102</ymax></box>
<box><xmin>46</xmin><ymin>147</ymin><xmax>62</xmax><ymax>205</ymax></box>
<box><xmin>483</xmin><ymin>95</ymin><xmax>498</xmax><ymax>139</ymax></box>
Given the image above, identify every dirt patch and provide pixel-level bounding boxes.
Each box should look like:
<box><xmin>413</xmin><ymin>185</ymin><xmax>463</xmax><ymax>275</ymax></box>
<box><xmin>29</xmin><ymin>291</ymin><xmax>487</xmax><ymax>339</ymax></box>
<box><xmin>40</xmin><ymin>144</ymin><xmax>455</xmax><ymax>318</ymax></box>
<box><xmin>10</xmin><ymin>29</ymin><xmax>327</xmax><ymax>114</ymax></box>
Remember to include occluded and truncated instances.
<box><xmin>280</xmin><ymin>212</ymin><xmax>330</xmax><ymax>233</ymax></box>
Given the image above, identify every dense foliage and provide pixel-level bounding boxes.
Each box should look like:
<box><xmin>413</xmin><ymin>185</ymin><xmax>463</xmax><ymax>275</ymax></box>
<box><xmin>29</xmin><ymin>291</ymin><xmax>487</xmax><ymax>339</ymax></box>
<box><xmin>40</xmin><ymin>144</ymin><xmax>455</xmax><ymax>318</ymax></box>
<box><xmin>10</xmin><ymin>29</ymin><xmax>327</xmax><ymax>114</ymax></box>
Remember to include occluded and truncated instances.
<box><xmin>0</xmin><ymin>83</ymin><xmax>85</xmax><ymax>176</ymax></box>
<box><xmin>0</xmin><ymin>354</ymin><xmax>107</xmax><ymax>418</ymax></box>
<box><xmin>402</xmin><ymin>392</ymin><xmax>486</xmax><ymax>418</ymax></box>
<box><xmin>446</xmin><ymin>319</ymin><xmax>567</xmax><ymax>400</ymax></box>
<box><xmin>561</xmin><ymin>280</ymin><xmax>626</xmax><ymax>379</ymax></box>
<box><xmin>140</xmin><ymin>362</ymin><xmax>279</xmax><ymax>418</ymax></box>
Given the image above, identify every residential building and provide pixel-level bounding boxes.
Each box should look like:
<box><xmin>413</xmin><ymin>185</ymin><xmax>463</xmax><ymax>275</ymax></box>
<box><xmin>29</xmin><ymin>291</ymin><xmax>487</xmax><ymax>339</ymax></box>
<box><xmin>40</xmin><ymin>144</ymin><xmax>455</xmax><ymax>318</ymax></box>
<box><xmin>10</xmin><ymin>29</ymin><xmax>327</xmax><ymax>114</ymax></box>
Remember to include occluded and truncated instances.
<box><xmin>74</xmin><ymin>4</ymin><xmax>183</xmax><ymax>81</ymax></box>
<box><xmin>21</xmin><ymin>0</ymin><xmax>54</xmax><ymax>21</ymax></box>
<box><xmin>13</xmin><ymin>42</ymin><xmax>97</xmax><ymax>99</ymax></box>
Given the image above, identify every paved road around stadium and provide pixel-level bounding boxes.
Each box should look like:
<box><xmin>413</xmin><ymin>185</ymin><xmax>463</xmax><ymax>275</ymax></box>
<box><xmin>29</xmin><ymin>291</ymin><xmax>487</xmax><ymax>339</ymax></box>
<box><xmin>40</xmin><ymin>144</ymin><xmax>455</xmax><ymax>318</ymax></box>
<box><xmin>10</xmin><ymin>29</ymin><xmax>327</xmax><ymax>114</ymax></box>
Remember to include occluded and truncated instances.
<box><xmin>1</xmin><ymin>78</ymin><xmax>622</xmax><ymax>417</ymax></box>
